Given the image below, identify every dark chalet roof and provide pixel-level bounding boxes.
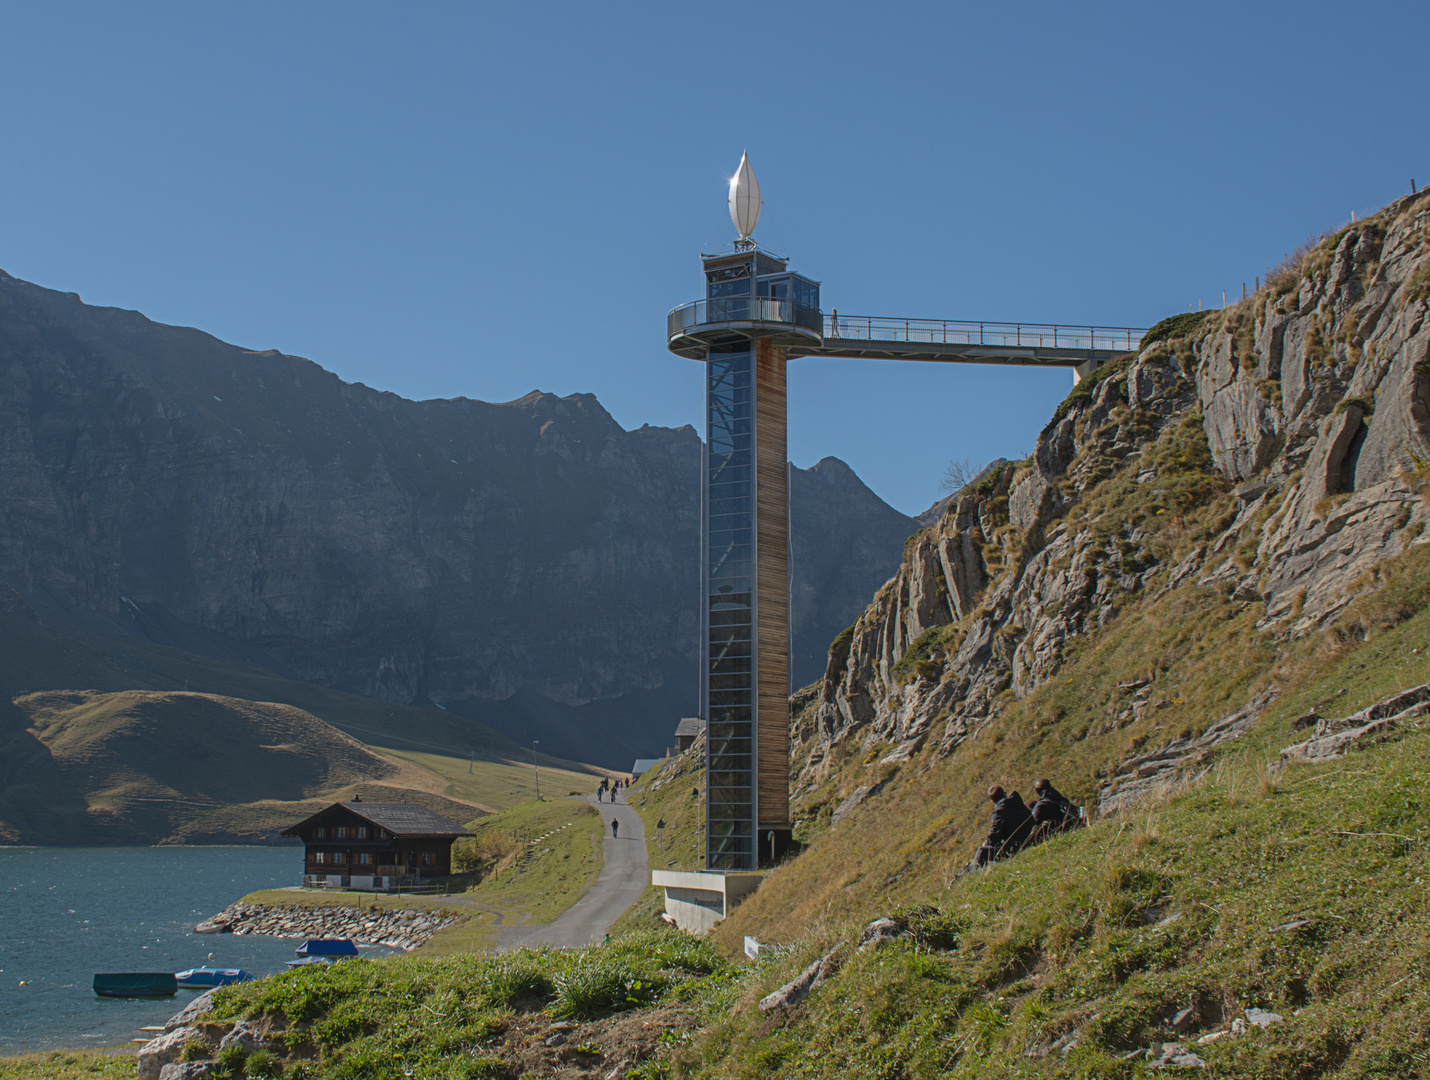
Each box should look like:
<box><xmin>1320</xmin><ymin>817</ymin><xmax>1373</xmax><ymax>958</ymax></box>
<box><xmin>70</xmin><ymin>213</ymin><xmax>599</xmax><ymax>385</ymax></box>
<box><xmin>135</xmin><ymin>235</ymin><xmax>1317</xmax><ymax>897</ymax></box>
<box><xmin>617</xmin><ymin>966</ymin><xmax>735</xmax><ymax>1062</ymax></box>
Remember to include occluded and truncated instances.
<box><xmin>674</xmin><ymin>716</ymin><xmax>704</xmax><ymax>737</ymax></box>
<box><xmin>281</xmin><ymin>801</ymin><xmax>474</xmax><ymax>839</ymax></box>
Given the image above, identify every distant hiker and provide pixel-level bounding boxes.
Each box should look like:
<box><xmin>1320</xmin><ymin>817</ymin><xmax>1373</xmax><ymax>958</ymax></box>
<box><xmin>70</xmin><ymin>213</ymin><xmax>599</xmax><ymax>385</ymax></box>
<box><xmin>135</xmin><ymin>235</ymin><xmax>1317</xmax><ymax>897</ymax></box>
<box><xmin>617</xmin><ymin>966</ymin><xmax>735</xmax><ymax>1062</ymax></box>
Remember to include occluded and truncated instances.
<box><xmin>611</xmin><ymin>818</ymin><xmax>619</xmax><ymax>838</ymax></box>
<box><xmin>602</xmin><ymin>933</ymin><xmax>610</xmax><ymax>946</ymax></box>
<box><xmin>829</xmin><ymin>307</ymin><xmax>839</xmax><ymax>336</ymax></box>
<box><xmin>972</xmin><ymin>785</ymin><xmax>1034</xmax><ymax>868</ymax></box>
<box><xmin>1030</xmin><ymin>778</ymin><xmax>1080</xmax><ymax>838</ymax></box>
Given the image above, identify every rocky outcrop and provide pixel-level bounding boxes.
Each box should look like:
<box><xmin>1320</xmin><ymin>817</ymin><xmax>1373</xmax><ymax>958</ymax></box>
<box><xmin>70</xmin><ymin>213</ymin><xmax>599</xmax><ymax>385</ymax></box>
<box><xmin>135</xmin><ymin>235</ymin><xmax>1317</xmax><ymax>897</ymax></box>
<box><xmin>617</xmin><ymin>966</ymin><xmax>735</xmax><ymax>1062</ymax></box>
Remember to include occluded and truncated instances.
<box><xmin>138</xmin><ymin>1027</ymin><xmax>198</xmax><ymax>1080</ymax></box>
<box><xmin>795</xmin><ymin>191</ymin><xmax>1430</xmax><ymax>802</ymax></box>
<box><xmin>758</xmin><ymin>947</ymin><xmax>841</xmax><ymax>1012</ymax></box>
<box><xmin>164</xmin><ymin>991</ymin><xmax>216</xmax><ymax>1031</ymax></box>
<box><xmin>0</xmin><ymin>270</ymin><xmax>914</xmax><ymax>766</ymax></box>
<box><xmin>195</xmin><ymin>901</ymin><xmax>461</xmax><ymax>950</ymax></box>
<box><xmin>1278</xmin><ymin>684</ymin><xmax>1430</xmax><ymax>766</ymax></box>
<box><xmin>1097</xmin><ymin>694</ymin><xmax>1274</xmax><ymax>817</ymax></box>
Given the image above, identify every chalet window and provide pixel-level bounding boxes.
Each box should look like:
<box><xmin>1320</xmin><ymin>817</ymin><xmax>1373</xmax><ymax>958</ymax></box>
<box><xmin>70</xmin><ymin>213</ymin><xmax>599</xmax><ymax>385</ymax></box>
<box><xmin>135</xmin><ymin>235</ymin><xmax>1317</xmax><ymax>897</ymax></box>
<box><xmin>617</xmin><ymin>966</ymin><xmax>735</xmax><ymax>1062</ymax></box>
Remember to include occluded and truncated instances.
<box><xmin>356</xmin><ymin>826</ymin><xmax>368</xmax><ymax>838</ymax></box>
<box><xmin>334</xmin><ymin>827</ymin><xmax>348</xmax><ymax>839</ymax></box>
<box><xmin>314</xmin><ymin>852</ymin><xmax>327</xmax><ymax>864</ymax></box>
<box><xmin>314</xmin><ymin>827</ymin><xmax>326</xmax><ymax>839</ymax></box>
<box><xmin>420</xmin><ymin>852</ymin><xmax>435</xmax><ymax>866</ymax></box>
<box><xmin>332</xmin><ymin>851</ymin><xmax>346</xmax><ymax>865</ymax></box>
<box><xmin>358</xmin><ymin>853</ymin><xmax>372</xmax><ymax>865</ymax></box>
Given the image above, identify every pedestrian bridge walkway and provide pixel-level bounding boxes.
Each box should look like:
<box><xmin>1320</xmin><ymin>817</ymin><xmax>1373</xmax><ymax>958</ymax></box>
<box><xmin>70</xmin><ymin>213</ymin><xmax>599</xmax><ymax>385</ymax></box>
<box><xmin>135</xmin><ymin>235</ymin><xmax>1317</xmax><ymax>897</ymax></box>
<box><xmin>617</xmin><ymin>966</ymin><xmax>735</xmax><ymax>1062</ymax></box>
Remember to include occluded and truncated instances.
<box><xmin>816</xmin><ymin>313</ymin><xmax>1144</xmax><ymax>367</ymax></box>
<box><xmin>666</xmin><ymin>298</ymin><xmax>1146</xmax><ymax>372</ymax></box>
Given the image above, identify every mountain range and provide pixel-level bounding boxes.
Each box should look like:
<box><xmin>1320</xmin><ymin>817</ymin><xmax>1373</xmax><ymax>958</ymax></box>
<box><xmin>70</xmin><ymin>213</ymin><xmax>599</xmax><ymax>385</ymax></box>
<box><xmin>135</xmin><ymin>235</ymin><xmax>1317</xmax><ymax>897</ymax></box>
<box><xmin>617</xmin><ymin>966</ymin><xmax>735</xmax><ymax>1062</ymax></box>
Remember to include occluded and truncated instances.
<box><xmin>0</xmin><ymin>268</ymin><xmax>916</xmax><ymax>772</ymax></box>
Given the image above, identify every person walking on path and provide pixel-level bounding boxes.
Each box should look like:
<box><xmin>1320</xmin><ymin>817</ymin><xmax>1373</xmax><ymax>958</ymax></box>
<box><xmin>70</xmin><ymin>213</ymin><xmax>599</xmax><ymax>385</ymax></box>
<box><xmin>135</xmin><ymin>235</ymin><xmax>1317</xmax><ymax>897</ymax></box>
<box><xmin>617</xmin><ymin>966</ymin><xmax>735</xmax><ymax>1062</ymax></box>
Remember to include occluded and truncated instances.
<box><xmin>611</xmin><ymin>818</ymin><xmax>619</xmax><ymax>839</ymax></box>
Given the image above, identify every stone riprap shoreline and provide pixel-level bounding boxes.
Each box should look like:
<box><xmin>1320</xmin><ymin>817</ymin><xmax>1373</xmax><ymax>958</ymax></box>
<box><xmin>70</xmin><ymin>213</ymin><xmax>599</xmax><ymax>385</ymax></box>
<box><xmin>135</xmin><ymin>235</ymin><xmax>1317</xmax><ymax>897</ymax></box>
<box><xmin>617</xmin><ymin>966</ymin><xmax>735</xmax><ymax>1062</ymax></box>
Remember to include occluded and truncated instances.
<box><xmin>194</xmin><ymin>901</ymin><xmax>462</xmax><ymax>950</ymax></box>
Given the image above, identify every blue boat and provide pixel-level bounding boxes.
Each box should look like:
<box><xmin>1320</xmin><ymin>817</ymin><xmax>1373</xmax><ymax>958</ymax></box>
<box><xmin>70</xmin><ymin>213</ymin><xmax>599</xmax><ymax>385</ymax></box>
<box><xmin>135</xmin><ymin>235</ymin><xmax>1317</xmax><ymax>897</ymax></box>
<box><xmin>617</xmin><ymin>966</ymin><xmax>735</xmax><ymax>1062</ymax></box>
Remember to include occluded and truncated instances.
<box><xmin>174</xmin><ymin>967</ymin><xmax>254</xmax><ymax>988</ymax></box>
<box><xmin>295</xmin><ymin>938</ymin><xmax>359</xmax><ymax>958</ymax></box>
<box><xmin>93</xmin><ymin>972</ymin><xmax>178</xmax><ymax>998</ymax></box>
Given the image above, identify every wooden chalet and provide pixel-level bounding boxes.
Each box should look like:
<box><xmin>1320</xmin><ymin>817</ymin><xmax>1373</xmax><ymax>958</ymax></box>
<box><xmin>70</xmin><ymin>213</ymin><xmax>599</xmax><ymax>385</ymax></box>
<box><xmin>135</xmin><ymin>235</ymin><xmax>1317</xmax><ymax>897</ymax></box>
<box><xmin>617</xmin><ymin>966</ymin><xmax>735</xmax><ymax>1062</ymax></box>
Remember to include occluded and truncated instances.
<box><xmin>281</xmin><ymin>797</ymin><xmax>473</xmax><ymax>890</ymax></box>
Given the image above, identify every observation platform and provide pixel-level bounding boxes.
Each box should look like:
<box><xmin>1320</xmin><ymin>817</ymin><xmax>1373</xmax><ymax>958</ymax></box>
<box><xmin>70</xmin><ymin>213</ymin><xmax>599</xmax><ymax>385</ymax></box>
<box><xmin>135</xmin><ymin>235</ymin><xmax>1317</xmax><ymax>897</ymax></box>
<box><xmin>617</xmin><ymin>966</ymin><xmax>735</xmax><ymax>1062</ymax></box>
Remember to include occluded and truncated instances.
<box><xmin>666</xmin><ymin>297</ymin><xmax>824</xmax><ymax>359</ymax></box>
<box><xmin>667</xmin><ymin>302</ymin><xmax>1146</xmax><ymax>370</ymax></box>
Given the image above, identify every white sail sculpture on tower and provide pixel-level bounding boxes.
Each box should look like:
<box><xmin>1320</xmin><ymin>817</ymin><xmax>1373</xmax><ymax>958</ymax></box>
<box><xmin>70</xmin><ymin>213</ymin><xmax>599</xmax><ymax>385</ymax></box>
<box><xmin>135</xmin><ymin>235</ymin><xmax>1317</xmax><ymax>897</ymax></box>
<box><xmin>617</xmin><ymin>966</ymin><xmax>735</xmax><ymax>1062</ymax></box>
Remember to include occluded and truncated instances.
<box><xmin>728</xmin><ymin>152</ymin><xmax>761</xmax><ymax>242</ymax></box>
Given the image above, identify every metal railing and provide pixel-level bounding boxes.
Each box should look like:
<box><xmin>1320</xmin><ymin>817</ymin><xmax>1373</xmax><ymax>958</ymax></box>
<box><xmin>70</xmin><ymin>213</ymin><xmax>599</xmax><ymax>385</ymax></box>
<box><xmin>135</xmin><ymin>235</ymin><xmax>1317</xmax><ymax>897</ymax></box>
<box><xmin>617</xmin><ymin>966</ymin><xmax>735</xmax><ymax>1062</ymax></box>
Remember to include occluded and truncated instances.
<box><xmin>823</xmin><ymin>314</ymin><xmax>1145</xmax><ymax>353</ymax></box>
<box><xmin>668</xmin><ymin>298</ymin><xmax>823</xmax><ymax>337</ymax></box>
<box><xmin>668</xmin><ymin>300</ymin><xmax>1148</xmax><ymax>354</ymax></box>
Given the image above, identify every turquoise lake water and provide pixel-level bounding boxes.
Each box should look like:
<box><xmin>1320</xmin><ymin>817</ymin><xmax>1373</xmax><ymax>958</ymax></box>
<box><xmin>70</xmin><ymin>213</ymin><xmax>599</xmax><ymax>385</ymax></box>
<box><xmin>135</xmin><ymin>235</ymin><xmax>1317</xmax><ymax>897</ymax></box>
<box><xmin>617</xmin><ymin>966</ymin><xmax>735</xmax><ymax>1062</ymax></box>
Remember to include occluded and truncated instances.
<box><xmin>0</xmin><ymin>846</ymin><xmax>367</xmax><ymax>1055</ymax></box>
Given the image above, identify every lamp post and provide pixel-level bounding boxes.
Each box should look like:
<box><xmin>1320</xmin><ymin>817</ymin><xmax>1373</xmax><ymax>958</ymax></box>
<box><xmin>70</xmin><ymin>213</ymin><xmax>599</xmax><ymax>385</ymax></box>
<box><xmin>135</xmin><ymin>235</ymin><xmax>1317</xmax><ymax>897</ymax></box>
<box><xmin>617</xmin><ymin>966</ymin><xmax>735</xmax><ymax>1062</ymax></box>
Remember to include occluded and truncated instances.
<box><xmin>532</xmin><ymin>740</ymin><xmax>540</xmax><ymax>800</ymax></box>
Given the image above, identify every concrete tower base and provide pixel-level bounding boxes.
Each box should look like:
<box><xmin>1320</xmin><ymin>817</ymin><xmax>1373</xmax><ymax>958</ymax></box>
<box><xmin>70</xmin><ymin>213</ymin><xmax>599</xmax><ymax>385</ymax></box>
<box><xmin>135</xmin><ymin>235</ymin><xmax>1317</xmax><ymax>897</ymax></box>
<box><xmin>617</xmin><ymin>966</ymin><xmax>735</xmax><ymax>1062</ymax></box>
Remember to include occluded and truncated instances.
<box><xmin>651</xmin><ymin>869</ymin><xmax>762</xmax><ymax>933</ymax></box>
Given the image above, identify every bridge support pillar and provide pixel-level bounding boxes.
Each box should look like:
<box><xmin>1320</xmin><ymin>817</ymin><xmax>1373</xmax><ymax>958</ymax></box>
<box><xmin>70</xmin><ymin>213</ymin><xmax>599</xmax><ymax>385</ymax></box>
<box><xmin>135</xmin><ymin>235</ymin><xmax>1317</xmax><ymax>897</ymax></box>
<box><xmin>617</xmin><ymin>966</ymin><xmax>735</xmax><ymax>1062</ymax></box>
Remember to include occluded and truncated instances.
<box><xmin>1072</xmin><ymin>358</ymin><xmax>1100</xmax><ymax>385</ymax></box>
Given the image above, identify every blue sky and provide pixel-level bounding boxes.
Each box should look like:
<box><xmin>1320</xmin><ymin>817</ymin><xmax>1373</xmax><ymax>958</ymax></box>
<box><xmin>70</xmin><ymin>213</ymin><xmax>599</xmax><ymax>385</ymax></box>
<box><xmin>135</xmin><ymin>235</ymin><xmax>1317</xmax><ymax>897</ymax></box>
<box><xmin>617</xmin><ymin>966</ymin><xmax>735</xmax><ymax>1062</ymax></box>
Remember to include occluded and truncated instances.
<box><xmin>2</xmin><ymin>2</ymin><xmax>1425</xmax><ymax>515</ymax></box>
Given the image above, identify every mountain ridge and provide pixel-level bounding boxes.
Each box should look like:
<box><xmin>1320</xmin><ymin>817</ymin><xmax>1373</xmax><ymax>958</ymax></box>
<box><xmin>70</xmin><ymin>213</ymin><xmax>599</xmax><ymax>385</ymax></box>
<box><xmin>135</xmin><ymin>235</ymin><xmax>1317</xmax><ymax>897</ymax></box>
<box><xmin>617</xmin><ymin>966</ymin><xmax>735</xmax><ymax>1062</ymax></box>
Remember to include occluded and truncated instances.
<box><xmin>0</xmin><ymin>268</ymin><xmax>916</xmax><ymax>769</ymax></box>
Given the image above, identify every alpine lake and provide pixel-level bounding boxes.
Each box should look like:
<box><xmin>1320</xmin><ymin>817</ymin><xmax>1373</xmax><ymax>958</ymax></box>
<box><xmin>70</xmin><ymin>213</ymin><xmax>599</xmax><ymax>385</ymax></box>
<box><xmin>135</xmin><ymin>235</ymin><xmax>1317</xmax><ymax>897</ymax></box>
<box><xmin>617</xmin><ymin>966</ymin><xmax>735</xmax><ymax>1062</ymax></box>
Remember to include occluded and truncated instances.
<box><xmin>0</xmin><ymin>846</ymin><xmax>395</xmax><ymax>1055</ymax></box>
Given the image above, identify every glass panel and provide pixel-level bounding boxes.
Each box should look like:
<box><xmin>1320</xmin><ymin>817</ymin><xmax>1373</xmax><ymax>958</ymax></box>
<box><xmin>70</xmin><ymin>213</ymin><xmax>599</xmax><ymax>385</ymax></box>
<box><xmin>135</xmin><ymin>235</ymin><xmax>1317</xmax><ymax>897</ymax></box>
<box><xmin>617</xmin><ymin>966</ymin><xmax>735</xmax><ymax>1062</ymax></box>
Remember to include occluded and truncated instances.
<box><xmin>708</xmin><ymin>690</ymin><xmax>752</xmax><ymax>708</ymax></box>
<box><xmin>709</xmin><ymin>755</ymin><xmax>753</xmax><ymax>773</ymax></box>
<box><xmin>708</xmin><ymin>447</ymin><xmax>751</xmax><ymax>468</ymax></box>
<box><xmin>709</xmin><ymin>279</ymin><xmax>750</xmax><ymax>299</ymax></box>
<box><xmin>709</xmin><ymin>820</ymin><xmax>753</xmax><ymax>838</ymax></box>
<box><xmin>709</xmin><ymin>480</ymin><xmax>751</xmax><ymax>500</ymax></box>
<box><xmin>709</xmin><ymin>655</ymin><xmax>752</xmax><ymax>675</ymax></box>
<box><xmin>708</xmin><ymin>674</ymin><xmax>752</xmax><ymax>691</ymax></box>
<box><xmin>708</xmin><ymin>297</ymin><xmax>750</xmax><ymax>321</ymax></box>
<box><xmin>705</xmin><ymin>338</ymin><xmax>758</xmax><ymax>871</ymax></box>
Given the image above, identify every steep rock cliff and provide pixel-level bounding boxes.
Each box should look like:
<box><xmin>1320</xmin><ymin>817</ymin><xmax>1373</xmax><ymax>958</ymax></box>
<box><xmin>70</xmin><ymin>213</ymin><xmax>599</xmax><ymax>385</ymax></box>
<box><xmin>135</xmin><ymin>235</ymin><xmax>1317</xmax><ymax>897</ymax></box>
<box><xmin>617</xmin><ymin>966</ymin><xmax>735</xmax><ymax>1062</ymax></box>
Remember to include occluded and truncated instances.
<box><xmin>799</xmin><ymin>191</ymin><xmax>1430</xmax><ymax>794</ymax></box>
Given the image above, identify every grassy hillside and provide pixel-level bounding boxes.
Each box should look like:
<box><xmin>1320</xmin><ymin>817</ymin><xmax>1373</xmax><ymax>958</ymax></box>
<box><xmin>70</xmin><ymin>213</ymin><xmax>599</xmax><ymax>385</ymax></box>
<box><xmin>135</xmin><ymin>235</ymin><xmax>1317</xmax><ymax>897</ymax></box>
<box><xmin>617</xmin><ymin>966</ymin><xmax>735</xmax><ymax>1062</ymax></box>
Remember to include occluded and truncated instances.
<box><xmin>448</xmin><ymin>798</ymin><xmax>607</xmax><ymax>929</ymax></box>
<box><xmin>0</xmin><ymin>596</ymin><xmax>604</xmax><ymax>843</ymax></box>
<box><xmin>646</xmin><ymin>541</ymin><xmax>1430</xmax><ymax>1078</ymax></box>
<box><xmin>0</xmin><ymin>597</ymin><xmax>569</xmax><ymax>763</ymax></box>
<box><xmin>377</xmin><ymin>746</ymin><xmax>608</xmax><ymax>811</ymax></box>
<box><xmin>667</xmin><ymin>732</ymin><xmax>1430</xmax><ymax>1078</ymax></box>
<box><xmin>0</xmin><ymin>689</ymin><xmax>492</xmax><ymax>844</ymax></box>
<box><xmin>713</xmin><ymin>463</ymin><xmax>1430</xmax><ymax>953</ymax></box>
<box><xmin>17</xmin><ymin>704</ymin><xmax>1426</xmax><ymax>1078</ymax></box>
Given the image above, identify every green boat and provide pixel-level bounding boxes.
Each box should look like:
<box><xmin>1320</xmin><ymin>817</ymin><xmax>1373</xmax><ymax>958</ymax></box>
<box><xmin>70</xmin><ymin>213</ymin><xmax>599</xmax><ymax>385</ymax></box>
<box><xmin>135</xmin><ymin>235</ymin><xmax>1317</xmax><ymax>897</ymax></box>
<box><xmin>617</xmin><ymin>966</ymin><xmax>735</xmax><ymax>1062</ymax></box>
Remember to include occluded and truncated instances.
<box><xmin>93</xmin><ymin>972</ymin><xmax>178</xmax><ymax>998</ymax></box>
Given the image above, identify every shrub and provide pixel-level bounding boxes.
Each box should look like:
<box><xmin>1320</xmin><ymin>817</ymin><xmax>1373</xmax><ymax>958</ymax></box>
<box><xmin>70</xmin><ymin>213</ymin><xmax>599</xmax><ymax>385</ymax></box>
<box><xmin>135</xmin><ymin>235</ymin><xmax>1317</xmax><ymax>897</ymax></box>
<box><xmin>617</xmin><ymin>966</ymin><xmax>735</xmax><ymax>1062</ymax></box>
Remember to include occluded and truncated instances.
<box><xmin>551</xmin><ymin>959</ymin><xmax>668</xmax><ymax>1019</ymax></box>
<box><xmin>476</xmin><ymin>956</ymin><xmax>554</xmax><ymax>1006</ymax></box>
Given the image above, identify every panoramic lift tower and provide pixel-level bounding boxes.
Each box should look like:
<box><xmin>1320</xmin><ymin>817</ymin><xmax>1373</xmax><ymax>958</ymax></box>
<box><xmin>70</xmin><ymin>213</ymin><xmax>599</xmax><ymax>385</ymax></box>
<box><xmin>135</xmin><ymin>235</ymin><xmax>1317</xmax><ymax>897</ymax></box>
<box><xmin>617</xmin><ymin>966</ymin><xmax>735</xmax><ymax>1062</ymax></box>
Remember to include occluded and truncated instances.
<box><xmin>666</xmin><ymin>154</ymin><xmax>1144</xmax><ymax>875</ymax></box>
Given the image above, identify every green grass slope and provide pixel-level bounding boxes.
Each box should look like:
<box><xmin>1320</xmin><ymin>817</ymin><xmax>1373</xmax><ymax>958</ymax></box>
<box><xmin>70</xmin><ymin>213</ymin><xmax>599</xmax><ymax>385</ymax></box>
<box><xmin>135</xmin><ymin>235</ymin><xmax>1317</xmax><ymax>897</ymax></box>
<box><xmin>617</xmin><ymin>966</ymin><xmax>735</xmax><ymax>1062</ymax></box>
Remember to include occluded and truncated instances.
<box><xmin>16</xmin><ymin>707</ymin><xmax>1425</xmax><ymax>1079</ymax></box>
<box><xmin>0</xmin><ymin>596</ymin><xmax>604</xmax><ymax>843</ymax></box>
<box><xmin>670</xmin><ymin>727</ymin><xmax>1430</xmax><ymax>1078</ymax></box>
<box><xmin>0</xmin><ymin>689</ymin><xmax>485</xmax><ymax>844</ymax></box>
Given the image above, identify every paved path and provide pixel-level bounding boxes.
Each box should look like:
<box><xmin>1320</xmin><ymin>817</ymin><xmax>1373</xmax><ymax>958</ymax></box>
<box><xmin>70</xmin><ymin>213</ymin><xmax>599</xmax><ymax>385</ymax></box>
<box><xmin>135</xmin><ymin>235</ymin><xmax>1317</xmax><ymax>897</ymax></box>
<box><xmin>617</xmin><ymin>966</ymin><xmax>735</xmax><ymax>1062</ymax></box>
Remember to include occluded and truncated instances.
<box><xmin>496</xmin><ymin>792</ymin><xmax>648</xmax><ymax>951</ymax></box>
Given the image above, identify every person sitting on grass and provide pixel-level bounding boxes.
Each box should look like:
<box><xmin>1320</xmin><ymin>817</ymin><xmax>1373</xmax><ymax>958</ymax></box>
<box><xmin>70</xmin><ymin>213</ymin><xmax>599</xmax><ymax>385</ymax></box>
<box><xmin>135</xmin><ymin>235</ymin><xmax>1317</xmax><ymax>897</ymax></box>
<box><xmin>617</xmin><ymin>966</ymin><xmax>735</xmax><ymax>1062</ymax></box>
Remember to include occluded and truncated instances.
<box><xmin>1029</xmin><ymin>778</ymin><xmax>1081</xmax><ymax>838</ymax></box>
<box><xmin>971</xmin><ymin>785</ymin><xmax>1034</xmax><ymax>868</ymax></box>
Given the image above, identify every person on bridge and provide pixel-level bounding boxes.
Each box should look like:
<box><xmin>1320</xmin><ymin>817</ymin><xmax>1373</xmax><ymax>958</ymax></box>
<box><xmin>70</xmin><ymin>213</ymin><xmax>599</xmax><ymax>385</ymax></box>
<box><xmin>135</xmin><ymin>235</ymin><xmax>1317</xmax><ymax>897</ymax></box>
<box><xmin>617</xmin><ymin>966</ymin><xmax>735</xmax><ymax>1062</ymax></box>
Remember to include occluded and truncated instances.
<box><xmin>972</xmin><ymin>785</ymin><xmax>1034</xmax><ymax>868</ymax></box>
<box><xmin>610</xmin><ymin>818</ymin><xmax>619</xmax><ymax>839</ymax></box>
